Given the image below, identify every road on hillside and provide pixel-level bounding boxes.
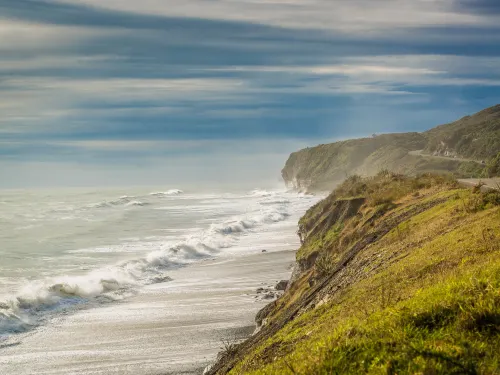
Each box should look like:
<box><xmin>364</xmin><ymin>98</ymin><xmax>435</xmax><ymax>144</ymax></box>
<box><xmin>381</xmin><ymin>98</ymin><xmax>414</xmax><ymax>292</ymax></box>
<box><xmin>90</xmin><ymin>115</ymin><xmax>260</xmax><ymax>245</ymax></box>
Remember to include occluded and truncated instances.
<box><xmin>458</xmin><ymin>178</ymin><xmax>500</xmax><ymax>191</ymax></box>
<box><xmin>408</xmin><ymin>150</ymin><xmax>484</xmax><ymax>165</ymax></box>
<box><xmin>407</xmin><ymin>150</ymin><xmax>498</xmax><ymax>190</ymax></box>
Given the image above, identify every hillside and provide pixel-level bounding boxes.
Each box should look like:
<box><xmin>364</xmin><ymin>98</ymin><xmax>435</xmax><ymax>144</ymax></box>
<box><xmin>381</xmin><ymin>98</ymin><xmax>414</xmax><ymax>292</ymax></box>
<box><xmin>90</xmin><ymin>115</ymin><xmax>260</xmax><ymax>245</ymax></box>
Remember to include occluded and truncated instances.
<box><xmin>424</xmin><ymin>104</ymin><xmax>500</xmax><ymax>160</ymax></box>
<box><xmin>282</xmin><ymin>104</ymin><xmax>500</xmax><ymax>192</ymax></box>
<box><xmin>207</xmin><ymin>173</ymin><xmax>500</xmax><ymax>375</ymax></box>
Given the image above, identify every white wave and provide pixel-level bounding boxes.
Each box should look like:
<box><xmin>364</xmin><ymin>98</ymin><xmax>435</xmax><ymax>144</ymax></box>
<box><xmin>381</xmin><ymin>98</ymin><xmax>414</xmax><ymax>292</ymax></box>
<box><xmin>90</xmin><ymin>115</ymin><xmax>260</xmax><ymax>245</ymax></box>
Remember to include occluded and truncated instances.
<box><xmin>0</xmin><ymin>191</ymin><xmax>304</xmax><ymax>337</ymax></box>
<box><xmin>249</xmin><ymin>189</ymin><xmax>275</xmax><ymax>197</ymax></box>
<box><xmin>0</xmin><ymin>267</ymin><xmax>139</xmax><ymax>336</ymax></box>
<box><xmin>125</xmin><ymin>200</ymin><xmax>148</xmax><ymax>207</ymax></box>
<box><xmin>0</xmin><ymin>201</ymin><xmax>292</xmax><ymax>338</ymax></box>
<box><xmin>85</xmin><ymin>195</ymin><xmax>151</xmax><ymax>210</ymax></box>
<box><xmin>149</xmin><ymin>189</ymin><xmax>183</xmax><ymax>197</ymax></box>
<box><xmin>210</xmin><ymin>207</ymin><xmax>289</xmax><ymax>235</ymax></box>
<box><xmin>260</xmin><ymin>198</ymin><xmax>291</xmax><ymax>205</ymax></box>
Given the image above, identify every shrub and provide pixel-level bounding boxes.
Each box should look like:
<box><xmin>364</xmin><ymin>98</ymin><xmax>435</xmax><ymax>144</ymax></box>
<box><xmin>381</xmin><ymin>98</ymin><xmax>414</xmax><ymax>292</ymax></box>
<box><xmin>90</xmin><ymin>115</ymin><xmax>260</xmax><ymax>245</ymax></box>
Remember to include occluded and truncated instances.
<box><xmin>315</xmin><ymin>250</ymin><xmax>337</xmax><ymax>277</ymax></box>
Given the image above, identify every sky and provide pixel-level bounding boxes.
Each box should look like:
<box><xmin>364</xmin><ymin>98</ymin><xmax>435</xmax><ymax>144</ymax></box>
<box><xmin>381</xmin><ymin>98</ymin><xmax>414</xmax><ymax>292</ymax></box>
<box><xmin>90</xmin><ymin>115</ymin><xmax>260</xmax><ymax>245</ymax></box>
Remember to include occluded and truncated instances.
<box><xmin>1</xmin><ymin>0</ymin><xmax>500</xmax><ymax>188</ymax></box>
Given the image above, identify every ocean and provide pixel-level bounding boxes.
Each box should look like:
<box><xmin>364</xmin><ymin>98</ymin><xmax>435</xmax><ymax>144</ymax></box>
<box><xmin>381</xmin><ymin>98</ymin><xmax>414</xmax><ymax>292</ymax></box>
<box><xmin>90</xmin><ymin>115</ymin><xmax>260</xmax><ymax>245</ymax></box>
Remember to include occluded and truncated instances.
<box><xmin>0</xmin><ymin>186</ymin><xmax>319</xmax><ymax>354</ymax></box>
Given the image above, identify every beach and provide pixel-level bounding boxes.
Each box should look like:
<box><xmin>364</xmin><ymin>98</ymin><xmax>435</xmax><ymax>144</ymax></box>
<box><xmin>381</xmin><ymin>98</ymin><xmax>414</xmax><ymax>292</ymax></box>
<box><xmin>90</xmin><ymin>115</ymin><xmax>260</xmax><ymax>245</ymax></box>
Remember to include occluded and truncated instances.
<box><xmin>0</xmin><ymin>249</ymin><xmax>296</xmax><ymax>374</ymax></box>
<box><xmin>0</xmin><ymin>187</ymin><xmax>319</xmax><ymax>374</ymax></box>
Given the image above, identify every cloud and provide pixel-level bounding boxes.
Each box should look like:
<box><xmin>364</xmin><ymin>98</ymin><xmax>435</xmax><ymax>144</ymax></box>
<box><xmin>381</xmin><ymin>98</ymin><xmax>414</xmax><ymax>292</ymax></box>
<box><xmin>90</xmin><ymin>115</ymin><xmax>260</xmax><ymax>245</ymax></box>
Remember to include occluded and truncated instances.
<box><xmin>57</xmin><ymin>0</ymin><xmax>496</xmax><ymax>32</ymax></box>
<box><xmin>0</xmin><ymin>0</ymin><xmax>499</xmax><ymax>187</ymax></box>
<box><xmin>453</xmin><ymin>0</ymin><xmax>500</xmax><ymax>15</ymax></box>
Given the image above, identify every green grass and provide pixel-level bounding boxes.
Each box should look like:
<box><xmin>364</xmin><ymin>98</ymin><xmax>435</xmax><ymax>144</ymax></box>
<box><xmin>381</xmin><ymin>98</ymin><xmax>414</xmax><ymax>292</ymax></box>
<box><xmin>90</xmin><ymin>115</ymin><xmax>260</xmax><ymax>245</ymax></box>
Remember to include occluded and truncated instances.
<box><xmin>317</xmin><ymin>265</ymin><xmax>500</xmax><ymax>375</ymax></box>
<box><xmin>295</xmin><ymin>172</ymin><xmax>457</xmax><ymax>262</ymax></box>
<box><xmin>221</xmin><ymin>176</ymin><xmax>500</xmax><ymax>375</ymax></box>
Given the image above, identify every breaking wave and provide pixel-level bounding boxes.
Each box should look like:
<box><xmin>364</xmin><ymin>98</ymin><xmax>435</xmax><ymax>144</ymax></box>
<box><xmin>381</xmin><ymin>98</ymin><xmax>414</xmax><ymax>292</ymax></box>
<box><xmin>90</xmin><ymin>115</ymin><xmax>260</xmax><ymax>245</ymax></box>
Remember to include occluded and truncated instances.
<box><xmin>87</xmin><ymin>190</ymin><xmax>183</xmax><ymax>210</ymax></box>
<box><xmin>149</xmin><ymin>189</ymin><xmax>184</xmax><ymax>197</ymax></box>
<box><xmin>125</xmin><ymin>200</ymin><xmax>148</xmax><ymax>207</ymax></box>
<box><xmin>88</xmin><ymin>195</ymin><xmax>142</xmax><ymax>209</ymax></box>
<box><xmin>249</xmin><ymin>189</ymin><xmax>275</xmax><ymax>197</ymax></box>
<box><xmin>0</xmin><ymin>202</ymin><xmax>290</xmax><ymax>339</ymax></box>
<box><xmin>210</xmin><ymin>209</ymin><xmax>289</xmax><ymax>235</ymax></box>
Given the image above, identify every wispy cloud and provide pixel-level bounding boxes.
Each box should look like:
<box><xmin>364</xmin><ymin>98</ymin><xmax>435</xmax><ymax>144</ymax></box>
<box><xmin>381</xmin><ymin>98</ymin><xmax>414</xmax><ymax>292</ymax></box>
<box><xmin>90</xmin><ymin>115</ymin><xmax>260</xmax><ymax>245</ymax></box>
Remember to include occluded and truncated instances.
<box><xmin>0</xmin><ymin>0</ymin><xmax>499</xmax><ymax>186</ymax></box>
<box><xmin>56</xmin><ymin>0</ymin><xmax>498</xmax><ymax>31</ymax></box>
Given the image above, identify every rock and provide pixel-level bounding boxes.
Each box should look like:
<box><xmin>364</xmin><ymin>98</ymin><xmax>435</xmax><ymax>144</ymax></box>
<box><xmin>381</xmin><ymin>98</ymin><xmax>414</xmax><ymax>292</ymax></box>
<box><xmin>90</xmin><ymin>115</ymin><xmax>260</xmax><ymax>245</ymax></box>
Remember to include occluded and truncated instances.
<box><xmin>256</xmin><ymin>287</ymin><xmax>265</xmax><ymax>294</ymax></box>
<box><xmin>261</xmin><ymin>249</ymin><xmax>267</xmax><ymax>253</ymax></box>
<box><xmin>263</xmin><ymin>292</ymin><xmax>275</xmax><ymax>300</ymax></box>
<box><xmin>151</xmin><ymin>275</ymin><xmax>173</xmax><ymax>283</ymax></box>
<box><xmin>255</xmin><ymin>302</ymin><xmax>275</xmax><ymax>327</ymax></box>
<box><xmin>275</xmin><ymin>280</ymin><xmax>288</xmax><ymax>291</ymax></box>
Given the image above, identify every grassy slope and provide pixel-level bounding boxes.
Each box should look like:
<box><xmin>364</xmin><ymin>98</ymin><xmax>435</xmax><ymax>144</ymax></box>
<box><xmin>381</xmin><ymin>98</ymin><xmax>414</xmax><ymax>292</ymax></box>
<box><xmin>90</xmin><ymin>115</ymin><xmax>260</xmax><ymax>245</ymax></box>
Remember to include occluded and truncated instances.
<box><xmin>282</xmin><ymin>104</ymin><xmax>500</xmax><ymax>192</ymax></box>
<box><xmin>211</xmin><ymin>174</ymin><xmax>500</xmax><ymax>375</ymax></box>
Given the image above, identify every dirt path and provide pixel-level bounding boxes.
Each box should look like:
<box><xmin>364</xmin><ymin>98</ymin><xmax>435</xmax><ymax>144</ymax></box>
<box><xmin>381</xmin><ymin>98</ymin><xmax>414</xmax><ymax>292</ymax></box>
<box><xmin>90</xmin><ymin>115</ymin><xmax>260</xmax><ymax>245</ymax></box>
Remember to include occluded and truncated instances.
<box><xmin>458</xmin><ymin>178</ymin><xmax>500</xmax><ymax>191</ymax></box>
<box><xmin>408</xmin><ymin>150</ymin><xmax>484</xmax><ymax>165</ymax></box>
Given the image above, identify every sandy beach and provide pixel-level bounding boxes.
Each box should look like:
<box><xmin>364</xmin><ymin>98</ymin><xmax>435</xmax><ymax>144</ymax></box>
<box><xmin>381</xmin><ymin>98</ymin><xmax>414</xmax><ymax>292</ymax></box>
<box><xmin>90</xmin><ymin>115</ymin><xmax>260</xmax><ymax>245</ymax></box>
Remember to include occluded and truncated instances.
<box><xmin>0</xmin><ymin>249</ymin><xmax>296</xmax><ymax>375</ymax></box>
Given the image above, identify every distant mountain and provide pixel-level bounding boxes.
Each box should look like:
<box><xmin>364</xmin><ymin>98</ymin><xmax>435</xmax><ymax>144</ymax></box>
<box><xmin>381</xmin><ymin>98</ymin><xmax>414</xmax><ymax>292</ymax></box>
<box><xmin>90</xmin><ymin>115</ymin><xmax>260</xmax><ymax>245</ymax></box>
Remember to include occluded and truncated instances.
<box><xmin>282</xmin><ymin>104</ymin><xmax>500</xmax><ymax>192</ymax></box>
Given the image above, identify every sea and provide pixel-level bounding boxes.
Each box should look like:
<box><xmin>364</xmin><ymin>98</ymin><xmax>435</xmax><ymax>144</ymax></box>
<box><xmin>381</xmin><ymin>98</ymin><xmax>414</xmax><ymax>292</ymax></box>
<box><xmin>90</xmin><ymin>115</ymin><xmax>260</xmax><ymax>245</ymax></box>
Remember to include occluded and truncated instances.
<box><xmin>0</xmin><ymin>186</ymin><xmax>319</xmax><ymax>346</ymax></box>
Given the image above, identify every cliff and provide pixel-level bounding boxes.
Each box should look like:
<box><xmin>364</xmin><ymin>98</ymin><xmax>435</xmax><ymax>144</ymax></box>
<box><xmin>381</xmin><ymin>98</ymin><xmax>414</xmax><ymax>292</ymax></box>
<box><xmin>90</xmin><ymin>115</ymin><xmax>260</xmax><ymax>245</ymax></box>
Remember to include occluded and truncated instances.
<box><xmin>282</xmin><ymin>104</ymin><xmax>500</xmax><ymax>192</ymax></box>
<box><xmin>207</xmin><ymin>173</ymin><xmax>500</xmax><ymax>375</ymax></box>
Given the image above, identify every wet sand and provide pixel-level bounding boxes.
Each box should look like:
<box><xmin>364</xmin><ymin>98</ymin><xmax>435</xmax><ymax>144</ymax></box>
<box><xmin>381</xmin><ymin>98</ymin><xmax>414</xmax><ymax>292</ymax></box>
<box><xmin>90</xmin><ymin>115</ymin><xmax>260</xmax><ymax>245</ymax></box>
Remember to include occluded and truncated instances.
<box><xmin>0</xmin><ymin>250</ymin><xmax>296</xmax><ymax>375</ymax></box>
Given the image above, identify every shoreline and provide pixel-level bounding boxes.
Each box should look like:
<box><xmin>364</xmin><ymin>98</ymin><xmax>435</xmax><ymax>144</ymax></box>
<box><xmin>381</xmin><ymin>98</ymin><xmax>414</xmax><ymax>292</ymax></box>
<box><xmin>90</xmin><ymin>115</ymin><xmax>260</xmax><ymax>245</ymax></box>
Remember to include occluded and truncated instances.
<box><xmin>0</xmin><ymin>249</ymin><xmax>297</xmax><ymax>375</ymax></box>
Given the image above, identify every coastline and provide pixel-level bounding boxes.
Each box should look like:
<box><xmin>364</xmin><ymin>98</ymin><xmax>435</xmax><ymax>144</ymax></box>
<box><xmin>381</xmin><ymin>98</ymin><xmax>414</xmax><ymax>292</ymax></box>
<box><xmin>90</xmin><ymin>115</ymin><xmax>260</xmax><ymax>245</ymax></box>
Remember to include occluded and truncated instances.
<box><xmin>0</xmin><ymin>249</ymin><xmax>297</xmax><ymax>375</ymax></box>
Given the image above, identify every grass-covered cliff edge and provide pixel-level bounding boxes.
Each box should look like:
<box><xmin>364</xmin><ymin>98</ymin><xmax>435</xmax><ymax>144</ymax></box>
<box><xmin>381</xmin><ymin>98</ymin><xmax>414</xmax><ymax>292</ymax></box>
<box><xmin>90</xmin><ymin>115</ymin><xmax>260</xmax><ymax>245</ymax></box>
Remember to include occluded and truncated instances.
<box><xmin>282</xmin><ymin>104</ymin><xmax>500</xmax><ymax>192</ymax></box>
<box><xmin>207</xmin><ymin>173</ymin><xmax>500</xmax><ymax>375</ymax></box>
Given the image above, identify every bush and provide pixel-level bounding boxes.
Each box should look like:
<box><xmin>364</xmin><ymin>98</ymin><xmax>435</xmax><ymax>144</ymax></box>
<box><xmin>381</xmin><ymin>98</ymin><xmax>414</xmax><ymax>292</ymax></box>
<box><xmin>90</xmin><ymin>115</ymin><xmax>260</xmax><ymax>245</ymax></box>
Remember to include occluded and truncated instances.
<box><xmin>315</xmin><ymin>250</ymin><xmax>337</xmax><ymax>277</ymax></box>
<box><xmin>482</xmin><ymin>152</ymin><xmax>500</xmax><ymax>178</ymax></box>
<box><xmin>333</xmin><ymin>173</ymin><xmax>456</xmax><ymax>207</ymax></box>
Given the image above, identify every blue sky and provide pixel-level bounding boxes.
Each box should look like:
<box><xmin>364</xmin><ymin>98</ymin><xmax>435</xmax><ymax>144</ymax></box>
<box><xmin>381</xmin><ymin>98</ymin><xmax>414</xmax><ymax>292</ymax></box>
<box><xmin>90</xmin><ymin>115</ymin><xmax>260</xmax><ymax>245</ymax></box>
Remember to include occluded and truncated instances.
<box><xmin>1</xmin><ymin>0</ymin><xmax>500</xmax><ymax>188</ymax></box>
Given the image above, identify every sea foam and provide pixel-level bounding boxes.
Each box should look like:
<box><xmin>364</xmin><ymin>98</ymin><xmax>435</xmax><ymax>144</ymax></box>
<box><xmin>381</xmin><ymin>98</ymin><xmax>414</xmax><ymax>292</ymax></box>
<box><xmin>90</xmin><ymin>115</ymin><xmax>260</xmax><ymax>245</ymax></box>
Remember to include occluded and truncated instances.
<box><xmin>149</xmin><ymin>189</ymin><xmax>184</xmax><ymax>197</ymax></box>
<box><xmin>0</xmin><ymin>191</ymin><xmax>293</xmax><ymax>338</ymax></box>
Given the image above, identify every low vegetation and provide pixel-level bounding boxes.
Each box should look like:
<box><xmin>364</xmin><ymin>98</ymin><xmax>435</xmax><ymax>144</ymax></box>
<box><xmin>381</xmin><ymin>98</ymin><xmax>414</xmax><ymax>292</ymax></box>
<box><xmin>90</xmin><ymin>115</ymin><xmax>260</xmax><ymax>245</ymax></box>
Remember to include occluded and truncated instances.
<box><xmin>483</xmin><ymin>152</ymin><xmax>500</xmax><ymax>178</ymax></box>
<box><xmin>208</xmin><ymin>173</ymin><xmax>500</xmax><ymax>375</ymax></box>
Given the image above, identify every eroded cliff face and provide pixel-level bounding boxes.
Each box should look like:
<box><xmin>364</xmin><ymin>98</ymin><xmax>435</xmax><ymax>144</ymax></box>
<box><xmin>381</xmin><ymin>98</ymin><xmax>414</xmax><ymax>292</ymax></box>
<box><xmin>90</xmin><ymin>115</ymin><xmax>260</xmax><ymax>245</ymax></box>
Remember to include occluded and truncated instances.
<box><xmin>289</xmin><ymin>197</ymin><xmax>366</xmax><ymax>287</ymax></box>
<box><xmin>207</xmin><ymin>173</ymin><xmax>500</xmax><ymax>375</ymax></box>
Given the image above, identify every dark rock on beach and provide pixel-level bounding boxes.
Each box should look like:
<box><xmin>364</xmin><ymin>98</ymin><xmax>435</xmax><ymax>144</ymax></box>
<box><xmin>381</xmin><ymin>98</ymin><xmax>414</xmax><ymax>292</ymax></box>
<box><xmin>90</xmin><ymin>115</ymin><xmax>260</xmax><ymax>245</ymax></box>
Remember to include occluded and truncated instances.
<box><xmin>275</xmin><ymin>280</ymin><xmax>288</xmax><ymax>291</ymax></box>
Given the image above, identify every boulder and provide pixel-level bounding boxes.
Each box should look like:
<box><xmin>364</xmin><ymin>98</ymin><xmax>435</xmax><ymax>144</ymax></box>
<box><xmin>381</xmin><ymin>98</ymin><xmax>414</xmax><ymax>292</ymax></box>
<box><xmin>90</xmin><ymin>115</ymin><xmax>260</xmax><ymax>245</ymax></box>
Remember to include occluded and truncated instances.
<box><xmin>263</xmin><ymin>292</ymin><xmax>275</xmax><ymax>300</ymax></box>
<box><xmin>275</xmin><ymin>280</ymin><xmax>289</xmax><ymax>291</ymax></box>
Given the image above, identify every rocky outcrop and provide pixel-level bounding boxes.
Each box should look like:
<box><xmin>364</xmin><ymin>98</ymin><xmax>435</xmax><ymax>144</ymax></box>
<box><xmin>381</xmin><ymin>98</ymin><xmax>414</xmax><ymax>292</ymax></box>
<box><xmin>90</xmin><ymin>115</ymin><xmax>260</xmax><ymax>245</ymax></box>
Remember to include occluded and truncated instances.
<box><xmin>275</xmin><ymin>280</ymin><xmax>288</xmax><ymax>291</ymax></box>
<box><xmin>288</xmin><ymin>197</ymin><xmax>365</xmax><ymax>286</ymax></box>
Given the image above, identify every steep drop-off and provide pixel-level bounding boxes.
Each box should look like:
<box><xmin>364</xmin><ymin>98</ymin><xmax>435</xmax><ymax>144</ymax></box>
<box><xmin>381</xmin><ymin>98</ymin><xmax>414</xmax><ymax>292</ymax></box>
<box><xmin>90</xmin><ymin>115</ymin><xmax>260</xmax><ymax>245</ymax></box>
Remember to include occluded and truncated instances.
<box><xmin>282</xmin><ymin>104</ymin><xmax>500</xmax><ymax>192</ymax></box>
<box><xmin>208</xmin><ymin>173</ymin><xmax>500</xmax><ymax>375</ymax></box>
